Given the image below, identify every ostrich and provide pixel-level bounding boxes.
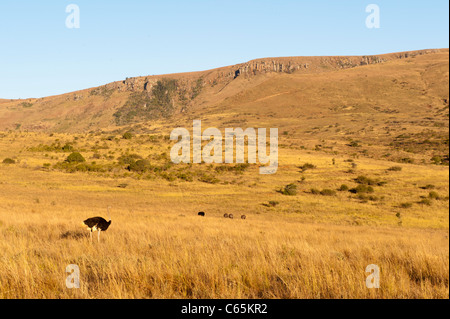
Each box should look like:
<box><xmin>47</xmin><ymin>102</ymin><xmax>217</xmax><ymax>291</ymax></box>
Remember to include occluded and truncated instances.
<box><xmin>83</xmin><ymin>206</ymin><xmax>112</xmax><ymax>243</ymax></box>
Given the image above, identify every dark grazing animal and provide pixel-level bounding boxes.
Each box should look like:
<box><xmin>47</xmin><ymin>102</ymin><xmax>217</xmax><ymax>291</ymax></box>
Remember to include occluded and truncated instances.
<box><xmin>224</xmin><ymin>213</ymin><xmax>229</xmax><ymax>218</ymax></box>
<box><xmin>241</xmin><ymin>215</ymin><xmax>247</xmax><ymax>220</ymax></box>
<box><xmin>228</xmin><ymin>214</ymin><xmax>234</xmax><ymax>219</ymax></box>
<box><xmin>198</xmin><ymin>212</ymin><xmax>205</xmax><ymax>217</ymax></box>
<box><xmin>83</xmin><ymin>206</ymin><xmax>112</xmax><ymax>242</ymax></box>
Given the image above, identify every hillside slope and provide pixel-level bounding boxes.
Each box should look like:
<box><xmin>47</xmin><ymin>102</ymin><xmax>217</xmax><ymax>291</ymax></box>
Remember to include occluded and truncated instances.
<box><xmin>0</xmin><ymin>49</ymin><xmax>447</xmax><ymax>131</ymax></box>
<box><xmin>0</xmin><ymin>49</ymin><xmax>448</xmax><ymax>164</ymax></box>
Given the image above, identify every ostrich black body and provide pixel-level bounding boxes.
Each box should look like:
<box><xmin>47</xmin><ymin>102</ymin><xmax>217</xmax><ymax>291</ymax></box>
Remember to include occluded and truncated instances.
<box><xmin>83</xmin><ymin>217</ymin><xmax>111</xmax><ymax>231</ymax></box>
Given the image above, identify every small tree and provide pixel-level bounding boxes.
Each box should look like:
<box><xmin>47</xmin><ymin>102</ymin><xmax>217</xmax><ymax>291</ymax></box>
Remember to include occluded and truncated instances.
<box><xmin>66</xmin><ymin>152</ymin><xmax>86</xmax><ymax>163</ymax></box>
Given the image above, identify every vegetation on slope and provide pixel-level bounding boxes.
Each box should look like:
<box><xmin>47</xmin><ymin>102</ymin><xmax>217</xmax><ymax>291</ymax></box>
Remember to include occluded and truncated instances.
<box><xmin>113</xmin><ymin>79</ymin><xmax>178</xmax><ymax>125</ymax></box>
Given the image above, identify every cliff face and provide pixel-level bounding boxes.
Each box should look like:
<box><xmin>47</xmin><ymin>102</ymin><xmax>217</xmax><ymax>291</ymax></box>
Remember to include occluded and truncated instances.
<box><xmin>209</xmin><ymin>49</ymin><xmax>438</xmax><ymax>82</ymax></box>
<box><xmin>99</xmin><ymin>49</ymin><xmax>440</xmax><ymax>94</ymax></box>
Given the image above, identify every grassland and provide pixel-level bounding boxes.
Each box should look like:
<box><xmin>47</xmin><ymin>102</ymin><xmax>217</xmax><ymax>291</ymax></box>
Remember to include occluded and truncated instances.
<box><xmin>0</xmin><ymin>130</ymin><xmax>448</xmax><ymax>299</ymax></box>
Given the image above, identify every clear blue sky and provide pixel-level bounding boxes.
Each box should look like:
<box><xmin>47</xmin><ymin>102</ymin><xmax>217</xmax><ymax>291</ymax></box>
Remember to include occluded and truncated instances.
<box><xmin>0</xmin><ymin>0</ymin><xmax>448</xmax><ymax>99</ymax></box>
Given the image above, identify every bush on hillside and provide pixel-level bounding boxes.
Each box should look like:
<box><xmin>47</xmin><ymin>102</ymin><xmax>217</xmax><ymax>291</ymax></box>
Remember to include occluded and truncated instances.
<box><xmin>2</xmin><ymin>158</ymin><xmax>15</xmax><ymax>164</ymax></box>
<box><xmin>129</xmin><ymin>159</ymin><xmax>151</xmax><ymax>173</ymax></box>
<box><xmin>280</xmin><ymin>183</ymin><xmax>298</xmax><ymax>196</ymax></box>
<box><xmin>65</xmin><ymin>152</ymin><xmax>86</xmax><ymax>163</ymax></box>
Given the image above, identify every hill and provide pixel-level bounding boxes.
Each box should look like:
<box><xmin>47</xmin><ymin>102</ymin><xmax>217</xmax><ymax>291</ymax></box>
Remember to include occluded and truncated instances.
<box><xmin>1</xmin><ymin>48</ymin><xmax>447</xmax><ymax>165</ymax></box>
<box><xmin>0</xmin><ymin>49</ymin><xmax>446</xmax><ymax>128</ymax></box>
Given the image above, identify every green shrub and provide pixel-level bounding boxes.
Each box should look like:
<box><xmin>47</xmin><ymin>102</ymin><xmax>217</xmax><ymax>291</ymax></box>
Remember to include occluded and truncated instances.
<box><xmin>400</xmin><ymin>158</ymin><xmax>414</xmax><ymax>164</ymax></box>
<box><xmin>299</xmin><ymin>163</ymin><xmax>316</xmax><ymax>171</ymax></box>
<box><xmin>355</xmin><ymin>176</ymin><xmax>386</xmax><ymax>186</ymax></box>
<box><xmin>191</xmin><ymin>77</ymin><xmax>204</xmax><ymax>99</ymax></box>
<box><xmin>118</xmin><ymin>154</ymin><xmax>143</xmax><ymax>166</ymax></box>
<box><xmin>310</xmin><ymin>188</ymin><xmax>321</xmax><ymax>195</ymax></box>
<box><xmin>417</xmin><ymin>198</ymin><xmax>432</xmax><ymax>206</ymax></box>
<box><xmin>338</xmin><ymin>184</ymin><xmax>349</xmax><ymax>192</ymax></box>
<box><xmin>129</xmin><ymin>159</ymin><xmax>151</xmax><ymax>173</ymax></box>
<box><xmin>198</xmin><ymin>173</ymin><xmax>220</xmax><ymax>184</ymax></box>
<box><xmin>28</xmin><ymin>143</ymin><xmax>64</xmax><ymax>153</ymax></box>
<box><xmin>160</xmin><ymin>172</ymin><xmax>176</xmax><ymax>182</ymax></box>
<box><xmin>431</xmin><ymin>156</ymin><xmax>449</xmax><ymax>166</ymax></box>
<box><xmin>90</xmin><ymin>86</ymin><xmax>114</xmax><ymax>99</ymax></box>
<box><xmin>122</xmin><ymin>132</ymin><xmax>133</xmax><ymax>140</ymax></box>
<box><xmin>2</xmin><ymin>158</ymin><xmax>15</xmax><ymax>164</ymax></box>
<box><xmin>355</xmin><ymin>176</ymin><xmax>376</xmax><ymax>185</ymax></box>
<box><xmin>350</xmin><ymin>185</ymin><xmax>375</xmax><ymax>194</ymax></box>
<box><xmin>320</xmin><ymin>189</ymin><xmax>337</xmax><ymax>196</ymax></box>
<box><xmin>357</xmin><ymin>194</ymin><xmax>380</xmax><ymax>202</ymax></box>
<box><xmin>399</xmin><ymin>202</ymin><xmax>413</xmax><ymax>209</ymax></box>
<box><xmin>177</xmin><ymin>172</ymin><xmax>194</xmax><ymax>182</ymax></box>
<box><xmin>348</xmin><ymin>140</ymin><xmax>361</xmax><ymax>147</ymax></box>
<box><xmin>62</xmin><ymin>143</ymin><xmax>74</xmax><ymax>152</ymax></box>
<box><xmin>388</xmin><ymin>166</ymin><xmax>402</xmax><ymax>172</ymax></box>
<box><xmin>54</xmin><ymin>160</ymin><xmax>111</xmax><ymax>173</ymax></box>
<box><xmin>65</xmin><ymin>152</ymin><xmax>86</xmax><ymax>163</ymax></box>
<box><xmin>75</xmin><ymin>163</ymin><xmax>108</xmax><ymax>173</ymax></box>
<box><xmin>215</xmin><ymin>163</ymin><xmax>250</xmax><ymax>174</ymax></box>
<box><xmin>280</xmin><ymin>183</ymin><xmax>298</xmax><ymax>196</ymax></box>
<box><xmin>431</xmin><ymin>156</ymin><xmax>443</xmax><ymax>165</ymax></box>
<box><xmin>263</xmin><ymin>201</ymin><xmax>280</xmax><ymax>208</ymax></box>
<box><xmin>428</xmin><ymin>191</ymin><xmax>441</xmax><ymax>200</ymax></box>
<box><xmin>20</xmin><ymin>102</ymin><xmax>33</xmax><ymax>108</ymax></box>
<box><xmin>74</xmin><ymin>163</ymin><xmax>88</xmax><ymax>172</ymax></box>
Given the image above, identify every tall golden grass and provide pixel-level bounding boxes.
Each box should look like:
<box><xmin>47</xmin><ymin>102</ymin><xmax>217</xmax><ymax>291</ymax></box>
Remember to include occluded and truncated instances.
<box><xmin>0</xmin><ymin>206</ymin><xmax>448</xmax><ymax>299</ymax></box>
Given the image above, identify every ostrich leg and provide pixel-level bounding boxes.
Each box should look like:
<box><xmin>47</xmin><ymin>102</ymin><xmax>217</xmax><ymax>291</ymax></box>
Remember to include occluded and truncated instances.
<box><xmin>90</xmin><ymin>230</ymin><xmax>93</xmax><ymax>243</ymax></box>
<box><xmin>98</xmin><ymin>230</ymin><xmax>101</xmax><ymax>243</ymax></box>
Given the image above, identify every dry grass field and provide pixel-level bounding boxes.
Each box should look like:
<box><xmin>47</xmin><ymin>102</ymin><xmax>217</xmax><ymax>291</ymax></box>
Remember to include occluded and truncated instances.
<box><xmin>0</xmin><ymin>130</ymin><xmax>448</xmax><ymax>299</ymax></box>
<box><xmin>0</xmin><ymin>50</ymin><xmax>448</xmax><ymax>299</ymax></box>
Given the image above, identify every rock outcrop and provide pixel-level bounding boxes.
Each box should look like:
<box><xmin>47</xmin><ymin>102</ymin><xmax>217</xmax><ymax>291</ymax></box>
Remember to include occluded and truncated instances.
<box><xmin>93</xmin><ymin>49</ymin><xmax>442</xmax><ymax>96</ymax></box>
